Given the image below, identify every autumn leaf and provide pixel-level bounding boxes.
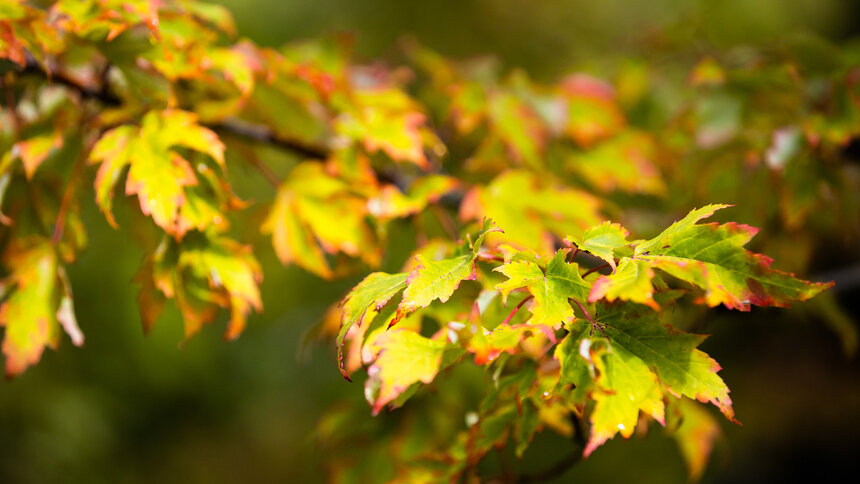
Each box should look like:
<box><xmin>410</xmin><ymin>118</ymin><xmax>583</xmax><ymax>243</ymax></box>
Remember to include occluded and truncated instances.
<box><xmin>367</xmin><ymin>175</ymin><xmax>459</xmax><ymax>221</ymax></box>
<box><xmin>89</xmin><ymin>110</ymin><xmax>227</xmax><ymax>237</ymax></box>
<box><xmin>668</xmin><ymin>397</ymin><xmax>722</xmax><ymax>481</ymax></box>
<box><xmin>587</xmin><ymin>205</ymin><xmax>833</xmax><ymax>310</ymax></box>
<box><xmin>560</xmin><ymin>74</ymin><xmax>626</xmax><ymax>146</ymax></box>
<box><xmin>13</xmin><ymin>132</ymin><xmax>63</xmax><ymax>180</ymax></box>
<box><xmin>139</xmin><ymin>233</ymin><xmax>262</xmax><ymax>340</ymax></box>
<box><xmin>556</xmin><ymin>303</ymin><xmax>732</xmax><ymax>455</ymax></box>
<box><xmin>589</xmin><ymin>258</ymin><xmax>660</xmax><ymax>310</ymax></box>
<box><xmin>364</xmin><ymin>329</ymin><xmax>450</xmax><ymax>415</ymax></box>
<box><xmin>566</xmin><ymin>131</ymin><xmax>665</xmax><ymax>195</ymax></box>
<box><xmin>0</xmin><ymin>237</ymin><xmax>82</xmax><ymax>377</ymax></box>
<box><xmin>460</xmin><ymin>171</ymin><xmax>602</xmax><ymax>255</ymax></box>
<box><xmin>262</xmin><ymin>162</ymin><xmax>377</xmax><ymax>278</ymax></box>
<box><xmin>561</xmin><ymin>328</ymin><xmax>665</xmax><ymax>456</ymax></box>
<box><xmin>337</xmin><ymin>272</ymin><xmax>409</xmax><ymax>380</ymax></box>
<box><xmin>335</xmin><ymin>86</ymin><xmax>438</xmax><ymax>168</ymax></box>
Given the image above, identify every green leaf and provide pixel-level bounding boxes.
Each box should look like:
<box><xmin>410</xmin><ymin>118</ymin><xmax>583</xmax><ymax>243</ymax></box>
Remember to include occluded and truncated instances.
<box><xmin>582</xmin><ymin>336</ymin><xmax>666</xmax><ymax>456</ymax></box>
<box><xmin>568</xmin><ymin>221</ymin><xmax>630</xmax><ymax>270</ymax></box>
<box><xmin>396</xmin><ymin>219</ymin><xmax>500</xmax><ymax>317</ymax></box>
<box><xmin>556</xmin><ymin>303</ymin><xmax>734</xmax><ymax>456</ymax></box>
<box><xmin>634</xmin><ymin>204</ymin><xmax>731</xmax><ymax>257</ymax></box>
<box><xmin>637</xmin><ymin>205</ymin><xmax>832</xmax><ymax>310</ymax></box>
<box><xmin>495</xmin><ymin>250</ymin><xmax>591</xmax><ymax>328</ymax></box>
<box><xmin>596</xmin><ymin>306</ymin><xmax>734</xmax><ymax>420</ymax></box>
<box><xmin>585</xmin><ymin>206</ymin><xmax>832</xmax><ymax>310</ymax></box>
<box><xmin>337</xmin><ymin>272</ymin><xmax>409</xmax><ymax>380</ymax></box>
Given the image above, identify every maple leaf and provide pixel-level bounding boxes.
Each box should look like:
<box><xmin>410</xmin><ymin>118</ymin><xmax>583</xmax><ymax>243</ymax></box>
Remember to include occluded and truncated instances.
<box><xmin>460</xmin><ymin>171</ymin><xmax>602</xmax><ymax>255</ymax></box>
<box><xmin>336</xmin><ymin>272</ymin><xmax>409</xmax><ymax>380</ymax></box>
<box><xmin>487</xmin><ymin>91</ymin><xmax>546</xmax><ymax>169</ymax></box>
<box><xmin>560</xmin><ymin>74</ymin><xmax>626</xmax><ymax>146</ymax></box>
<box><xmin>364</xmin><ymin>329</ymin><xmax>451</xmax><ymax>415</ymax></box>
<box><xmin>335</xmin><ymin>86</ymin><xmax>438</xmax><ymax>168</ymax></box>
<box><xmin>89</xmin><ymin>110</ymin><xmax>226</xmax><ymax>237</ymax></box>
<box><xmin>495</xmin><ymin>250</ymin><xmax>591</xmax><ymax>328</ymax></box>
<box><xmin>262</xmin><ymin>162</ymin><xmax>377</xmax><ymax>279</ymax></box>
<box><xmin>138</xmin><ymin>233</ymin><xmax>262</xmax><ymax>340</ymax></box>
<box><xmin>396</xmin><ymin>219</ymin><xmax>501</xmax><ymax>317</ymax></box>
<box><xmin>567</xmin><ymin>221</ymin><xmax>631</xmax><ymax>270</ymax></box>
<box><xmin>669</xmin><ymin>397</ymin><xmax>722</xmax><ymax>481</ymax></box>
<box><xmin>566</xmin><ymin>131</ymin><xmax>666</xmax><ymax>195</ymax></box>
<box><xmin>588</xmin><ymin>205</ymin><xmax>833</xmax><ymax>310</ymax></box>
<box><xmin>13</xmin><ymin>132</ymin><xmax>63</xmax><ymax>180</ymax></box>
<box><xmin>367</xmin><ymin>175</ymin><xmax>459</xmax><ymax>221</ymax></box>
<box><xmin>589</xmin><ymin>258</ymin><xmax>660</xmax><ymax>310</ymax></box>
<box><xmin>556</xmin><ymin>303</ymin><xmax>733</xmax><ymax>455</ymax></box>
<box><xmin>0</xmin><ymin>237</ymin><xmax>83</xmax><ymax>377</ymax></box>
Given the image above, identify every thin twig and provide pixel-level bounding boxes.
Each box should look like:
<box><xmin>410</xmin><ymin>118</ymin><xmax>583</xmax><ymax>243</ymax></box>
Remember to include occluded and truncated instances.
<box><xmin>210</xmin><ymin>119</ymin><xmax>328</xmax><ymax>160</ymax></box>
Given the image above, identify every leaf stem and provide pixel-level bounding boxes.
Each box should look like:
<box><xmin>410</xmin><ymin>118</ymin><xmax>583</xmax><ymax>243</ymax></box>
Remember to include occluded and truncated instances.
<box><xmin>502</xmin><ymin>295</ymin><xmax>533</xmax><ymax>326</ymax></box>
<box><xmin>430</xmin><ymin>204</ymin><xmax>458</xmax><ymax>240</ymax></box>
<box><xmin>51</xmin><ymin>145</ymin><xmax>89</xmax><ymax>245</ymax></box>
<box><xmin>582</xmin><ymin>263</ymin><xmax>611</xmax><ymax>278</ymax></box>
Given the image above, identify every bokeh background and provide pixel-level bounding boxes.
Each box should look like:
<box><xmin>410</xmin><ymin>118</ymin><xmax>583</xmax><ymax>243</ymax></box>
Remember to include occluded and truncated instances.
<box><xmin>2</xmin><ymin>0</ymin><xmax>859</xmax><ymax>482</ymax></box>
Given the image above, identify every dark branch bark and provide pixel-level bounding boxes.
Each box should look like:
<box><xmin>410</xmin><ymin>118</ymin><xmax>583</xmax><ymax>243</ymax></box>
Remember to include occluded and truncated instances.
<box><xmin>17</xmin><ymin>61</ymin><xmax>330</xmax><ymax>160</ymax></box>
<box><xmin>209</xmin><ymin>119</ymin><xmax>328</xmax><ymax>159</ymax></box>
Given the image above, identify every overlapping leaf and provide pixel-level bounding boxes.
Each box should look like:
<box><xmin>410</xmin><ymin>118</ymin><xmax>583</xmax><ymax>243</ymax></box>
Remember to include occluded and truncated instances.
<box><xmin>460</xmin><ymin>171</ymin><xmax>602</xmax><ymax>255</ymax></box>
<box><xmin>588</xmin><ymin>205</ymin><xmax>832</xmax><ymax>310</ymax></box>
<box><xmin>89</xmin><ymin>110</ymin><xmax>228</xmax><ymax>237</ymax></box>
<box><xmin>366</xmin><ymin>175</ymin><xmax>459</xmax><ymax>221</ymax></box>
<box><xmin>0</xmin><ymin>237</ymin><xmax>83</xmax><ymax>377</ymax></box>
<box><xmin>364</xmin><ymin>329</ymin><xmax>451</xmax><ymax>415</ymax></box>
<box><xmin>261</xmin><ymin>162</ymin><xmax>377</xmax><ymax>279</ymax></box>
<box><xmin>137</xmin><ymin>232</ymin><xmax>262</xmax><ymax>340</ymax></box>
<box><xmin>397</xmin><ymin>219</ymin><xmax>500</xmax><ymax>316</ymax></box>
<box><xmin>495</xmin><ymin>250</ymin><xmax>591</xmax><ymax>328</ymax></box>
<box><xmin>556</xmin><ymin>304</ymin><xmax>733</xmax><ymax>455</ymax></box>
<box><xmin>335</xmin><ymin>85</ymin><xmax>440</xmax><ymax>168</ymax></box>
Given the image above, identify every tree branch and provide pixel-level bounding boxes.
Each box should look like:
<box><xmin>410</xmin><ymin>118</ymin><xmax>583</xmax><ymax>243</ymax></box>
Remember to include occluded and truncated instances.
<box><xmin>17</xmin><ymin>61</ymin><xmax>330</xmax><ymax>160</ymax></box>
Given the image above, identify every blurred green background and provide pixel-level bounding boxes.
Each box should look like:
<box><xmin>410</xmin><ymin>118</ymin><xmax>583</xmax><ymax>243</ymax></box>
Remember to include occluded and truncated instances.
<box><xmin>2</xmin><ymin>0</ymin><xmax>859</xmax><ymax>482</ymax></box>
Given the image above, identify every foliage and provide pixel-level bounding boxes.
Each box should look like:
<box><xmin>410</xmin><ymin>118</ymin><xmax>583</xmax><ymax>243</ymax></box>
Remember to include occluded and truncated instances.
<box><xmin>1</xmin><ymin>0</ymin><xmax>858</xmax><ymax>482</ymax></box>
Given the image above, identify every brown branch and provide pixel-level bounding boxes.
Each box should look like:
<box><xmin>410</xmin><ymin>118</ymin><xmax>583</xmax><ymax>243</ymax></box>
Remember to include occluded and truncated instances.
<box><xmin>18</xmin><ymin>61</ymin><xmax>330</xmax><ymax>160</ymax></box>
<box><xmin>209</xmin><ymin>119</ymin><xmax>329</xmax><ymax>160</ymax></box>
